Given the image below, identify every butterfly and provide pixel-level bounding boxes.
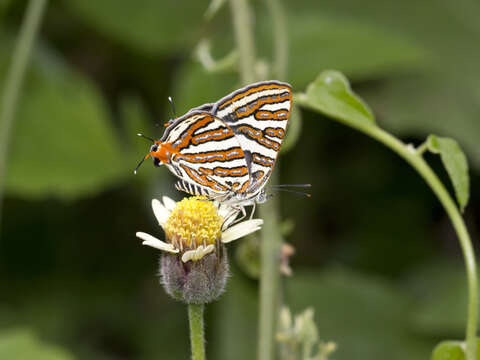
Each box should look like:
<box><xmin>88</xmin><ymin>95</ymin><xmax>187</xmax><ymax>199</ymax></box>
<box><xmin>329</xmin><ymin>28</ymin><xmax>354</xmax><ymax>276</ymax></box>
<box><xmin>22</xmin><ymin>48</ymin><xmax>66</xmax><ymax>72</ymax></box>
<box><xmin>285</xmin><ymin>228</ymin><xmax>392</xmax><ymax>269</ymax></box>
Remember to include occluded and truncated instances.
<box><xmin>136</xmin><ymin>80</ymin><xmax>292</xmax><ymax>218</ymax></box>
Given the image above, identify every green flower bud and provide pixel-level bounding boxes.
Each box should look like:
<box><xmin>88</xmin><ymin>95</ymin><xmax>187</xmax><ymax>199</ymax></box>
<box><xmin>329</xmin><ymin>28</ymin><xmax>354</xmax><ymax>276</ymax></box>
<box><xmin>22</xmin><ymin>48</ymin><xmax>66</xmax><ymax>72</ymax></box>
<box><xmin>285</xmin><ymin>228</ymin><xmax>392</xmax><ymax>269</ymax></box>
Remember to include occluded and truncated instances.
<box><xmin>160</xmin><ymin>242</ymin><xmax>229</xmax><ymax>304</ymax></box>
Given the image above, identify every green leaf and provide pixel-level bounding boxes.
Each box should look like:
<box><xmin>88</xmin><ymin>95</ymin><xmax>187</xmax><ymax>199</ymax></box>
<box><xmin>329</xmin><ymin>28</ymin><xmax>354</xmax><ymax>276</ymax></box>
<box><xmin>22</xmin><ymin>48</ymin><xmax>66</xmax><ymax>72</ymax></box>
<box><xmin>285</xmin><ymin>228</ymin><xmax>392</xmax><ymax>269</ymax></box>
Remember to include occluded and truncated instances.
<box><xmin>425</xmin><ymin>135</ymin><xmax>470</xmax><ymax>211</ymax></box>
<box><xmin>1</xmin><ymin>36</ymin><xmax>131</xmax><ymax>199</ymax></box>
<box><xmin>431</xmin><ymin>341</ymin><xmax>465</xmax><ymax>360</ymax></box>
<box><xmin>0</xmin><ymin>329</ymin><xmax>74</xmax><ymax>360</ymax></box>
<box><xmin>66</xmin><ymin>0</ymin><xmax>210</xmax><ymax>55</ymax></box>
<box><xmin>295</xmin><ymin>70</ymin><xmax>375</xmax><ymax>130</ymax></box>
<box><xmin>431</xmin><ymin>339</ymin><xmax>480</xmax><ymax>360</ymax></box>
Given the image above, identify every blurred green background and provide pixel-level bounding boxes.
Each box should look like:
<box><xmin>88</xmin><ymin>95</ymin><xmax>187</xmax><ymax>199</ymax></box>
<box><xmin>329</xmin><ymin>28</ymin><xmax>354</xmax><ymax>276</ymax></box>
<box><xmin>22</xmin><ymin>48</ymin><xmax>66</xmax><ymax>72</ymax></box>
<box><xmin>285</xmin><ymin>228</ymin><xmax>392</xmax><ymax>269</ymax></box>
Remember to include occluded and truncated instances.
<box><xmin>1</xmin><ymin>0</ymin><xmax>480</xmax><ymax>359</ymax></box>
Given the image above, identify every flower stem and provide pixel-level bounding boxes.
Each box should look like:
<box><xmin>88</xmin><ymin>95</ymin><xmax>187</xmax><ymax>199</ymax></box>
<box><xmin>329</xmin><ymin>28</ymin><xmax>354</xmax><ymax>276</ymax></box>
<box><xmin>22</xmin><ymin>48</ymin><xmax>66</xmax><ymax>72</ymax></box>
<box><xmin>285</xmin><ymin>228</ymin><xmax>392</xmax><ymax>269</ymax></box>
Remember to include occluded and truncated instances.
<box><xmin>0</xmin><ymin>0</ymin><xmax>48</xmax><ymax>229</ymax></box>
<box><xmin>228</xmin><ymin>0</ymin><xmax>256</xmax><ymax>85</ymax></box>
<box><xmin>188</xmin><ymin>304</ymin><xmax>206</xmax><ymax>360</ymax></box>
<box><xmin>356</xmin><ymin>125</ymin><xmax>477</xmax><ymax>360</ymax></box>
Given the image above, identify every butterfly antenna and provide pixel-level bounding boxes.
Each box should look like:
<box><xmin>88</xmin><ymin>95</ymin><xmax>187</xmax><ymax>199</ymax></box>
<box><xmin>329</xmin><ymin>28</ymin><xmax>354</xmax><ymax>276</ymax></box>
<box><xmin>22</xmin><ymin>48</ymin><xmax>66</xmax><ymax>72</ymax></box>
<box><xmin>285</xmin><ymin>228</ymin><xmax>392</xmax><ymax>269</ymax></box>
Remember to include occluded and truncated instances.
<box><xmin>168</xmin><ymin>96</ymin><xmax>177</xmax><ymax>118</ymax></box>
<box><xmin>133</xmin><ymin>154</ymin><xmax>151</xmax><ymax>175</ymax></box>
<box><xmin>271</xmin><ymin>188</ymin><xmax>311</xmax><ymax>198</ymax></box>
<box><xmin>271</xmin><ymin>183</ymin><xmax>311</xmax><ymax>188</ymax></box>
<box><xmin>137</xmin><ymin>133</ymin><xmax>155</xmax><ymax>142</ymax></box>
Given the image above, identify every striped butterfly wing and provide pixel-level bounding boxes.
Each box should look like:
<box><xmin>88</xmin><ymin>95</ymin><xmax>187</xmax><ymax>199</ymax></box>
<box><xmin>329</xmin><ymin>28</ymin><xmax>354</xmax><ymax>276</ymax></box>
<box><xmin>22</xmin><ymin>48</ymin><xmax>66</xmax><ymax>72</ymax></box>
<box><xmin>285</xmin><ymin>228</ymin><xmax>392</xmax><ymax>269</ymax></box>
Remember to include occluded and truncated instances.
<box><xmin>161</xmin><ymin>111</ymin><xmax>250</xmax><ymax>197</ymax></box>
<box><xmin>211</xmin><ymin>81</ymin><xmax>292</xmax><ymax>195</ymax></box>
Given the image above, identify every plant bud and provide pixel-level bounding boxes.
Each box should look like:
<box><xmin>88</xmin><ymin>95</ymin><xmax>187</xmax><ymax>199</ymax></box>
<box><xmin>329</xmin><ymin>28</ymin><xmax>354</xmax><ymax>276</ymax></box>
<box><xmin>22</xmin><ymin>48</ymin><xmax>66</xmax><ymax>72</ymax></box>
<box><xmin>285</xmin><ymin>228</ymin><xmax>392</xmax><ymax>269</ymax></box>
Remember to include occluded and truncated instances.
<box><xmin>160</xmin><ymin>242</ymin><xmax>229</xmax><ymax>304</ymax></box>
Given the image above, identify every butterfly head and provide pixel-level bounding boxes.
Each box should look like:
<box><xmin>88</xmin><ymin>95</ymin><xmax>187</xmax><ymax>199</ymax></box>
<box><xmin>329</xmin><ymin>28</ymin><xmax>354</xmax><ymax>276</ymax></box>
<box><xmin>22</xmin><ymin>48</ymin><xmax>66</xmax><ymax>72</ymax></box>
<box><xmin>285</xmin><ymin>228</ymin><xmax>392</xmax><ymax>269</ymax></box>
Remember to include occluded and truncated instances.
<box><xmin>134</xmin><ymin>134</ymin><xmax>177</xmax><ymax>174</ymax></box>
<box><xmin>147</xmin><ymin>141</ymin><xmax>175</xmax><ymax>167</ymax></box>
<box><xmin>147</xmin><ymin>143</ymin><xmax>161</xmax><ymax>167</ymax></box>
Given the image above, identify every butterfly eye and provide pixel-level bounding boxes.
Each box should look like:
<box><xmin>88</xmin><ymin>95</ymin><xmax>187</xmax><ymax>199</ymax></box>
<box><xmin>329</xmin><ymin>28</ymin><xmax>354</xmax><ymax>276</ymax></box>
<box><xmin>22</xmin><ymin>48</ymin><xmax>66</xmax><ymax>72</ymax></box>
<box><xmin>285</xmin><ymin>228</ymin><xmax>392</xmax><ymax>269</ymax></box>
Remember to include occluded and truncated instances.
<box><xmin>150</xmin><ymin>144</ymin><xmax>158</xmax><ymax>152</ymax></box>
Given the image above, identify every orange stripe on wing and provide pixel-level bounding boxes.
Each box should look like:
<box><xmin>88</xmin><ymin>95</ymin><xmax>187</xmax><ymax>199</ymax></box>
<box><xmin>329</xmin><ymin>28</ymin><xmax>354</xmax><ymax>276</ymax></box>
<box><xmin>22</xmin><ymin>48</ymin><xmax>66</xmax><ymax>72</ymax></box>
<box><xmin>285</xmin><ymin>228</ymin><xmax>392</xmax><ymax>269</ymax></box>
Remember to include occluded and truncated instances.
<box><xmin>236</xmin><ymin>93</ymin><xmax>291</xmax><ymax>119</ymax></box>
<box><xmin>236</xmin><ymin>125</ymin><xmax>281</xmax><ymax>151</ymax></box>
<box><xmin>199</xmin><ymin>166</ymin><xmax>248</xmax><ymax>177</ymax></box>
<box><xmin>192</xmin><ymin>127</ymin><xmax>235</xmax><ymax>145</ymax></box>
<box><xmin>264</xmin><ymin>127</ymin><xmax>285</xmax><ymax>139</ymax></box>
<box><xmin>174</xmin><ymin>147</ymin><xmax>245</xmax><ymax>164</ymax></box>
<box><xmin>176</xmin><ymin>114</ymin><xmax>215</xmax><ymax>150</ymax></box>
<box><xmin>236</xmin><ymin>179</ymin><xmax>250</xmax><ymax>194</ymax></box>
<box><xmin>218</xmin><ymin>84</ymin><xmax>291</xmax><ymax>110</ymax></box>
<box><xmin>252</xmin><ymin>153</ymin><xmax>275</xmax><ymax>167</ymax></box>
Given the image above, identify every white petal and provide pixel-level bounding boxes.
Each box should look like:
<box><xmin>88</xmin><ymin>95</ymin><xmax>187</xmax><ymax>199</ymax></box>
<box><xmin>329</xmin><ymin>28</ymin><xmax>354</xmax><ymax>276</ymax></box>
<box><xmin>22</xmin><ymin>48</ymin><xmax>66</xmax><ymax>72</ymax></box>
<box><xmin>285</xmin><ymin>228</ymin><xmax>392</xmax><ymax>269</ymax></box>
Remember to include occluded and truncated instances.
<box><xmin>181</xmin><ymin>244</ymin><xmax>215</xmax><ymax>262</ymax></box>
<box><xmin>136</xmin><ymin>232</ymin><xmax>179</xmax><ymax>253</ymax></box>
<box><xmin>152</xmin><ymin>199</ymin><xmax>170</xmax><ymax>227</ymax></box>
<box><xmin>221</xmin><ymin>219</ymin><xmax>263</xmax><ymax>243</ymax></box>
<box><xmin>162</xmin><ymin>196</ymin><xmax>177</xmax><ymax>211</ymax></box>
<box><xmin>182</xmin><ymin>251</ymin><xmax>193</xmax><ymax>262</ymax></box>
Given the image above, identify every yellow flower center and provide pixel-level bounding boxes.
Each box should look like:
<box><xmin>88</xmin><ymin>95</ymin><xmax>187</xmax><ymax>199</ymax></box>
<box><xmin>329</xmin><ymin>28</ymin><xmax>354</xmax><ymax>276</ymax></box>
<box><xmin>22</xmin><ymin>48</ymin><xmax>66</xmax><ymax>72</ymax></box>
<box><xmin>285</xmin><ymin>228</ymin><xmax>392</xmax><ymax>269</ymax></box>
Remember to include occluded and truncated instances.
<box><xmin>165</xmin><ymin>196</ymin><xmax>223</xmax><ymax>250</ymax></box>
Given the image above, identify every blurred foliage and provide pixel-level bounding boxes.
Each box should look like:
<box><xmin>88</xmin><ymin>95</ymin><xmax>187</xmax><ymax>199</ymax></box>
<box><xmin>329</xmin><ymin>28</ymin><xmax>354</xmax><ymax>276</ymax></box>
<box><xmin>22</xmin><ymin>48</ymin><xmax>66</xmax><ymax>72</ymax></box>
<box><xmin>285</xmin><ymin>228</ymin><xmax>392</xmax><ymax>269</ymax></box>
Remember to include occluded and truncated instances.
<box><xmin>212</xmin><ymin>266</ymin><xmax>444</xmax><ymax>360</ymax></box>
<box><xmin>0</xmin><ymin>32</ymin><xmax>132</xmax><ymax>200</ymax></box>
<box><xmin>302</xmin><ymin>0</ymin><xmax>480</xmax><ymax>169</ymax></box>
<box><xmin>1</xmin><ymin>0</ymin><xmax>480</xmax><ymax>359</ymax></box>
<box><xmin>235</xmin><ymin>235</ymin><xmax>261</xmax><ymax>279</ymax></box>
<box><xmin>65</xmin><ymin>0</ymin><xmax>211</xmax><ymax>55</ymax></box>
<box><xmin>277</xmin><ymin>306</ymin><xmax>337</xmax><ymax>360</ymax></box>
<box><xmin>406</xmin><ymin>261</ymin><xmax>478</xmax><ymax>336</ymax></box>
<box><xmin>0</xmin><ymin>329</ymin><xmax>74</xmax><ymax>360</ymax></box>
<box><xmin>268</xmin><ymin>14</ymin><xmax>426</xmax><ymax>87</ymax></box>
<box><xmin>280</xmin><ymin>105</ymin><xmax>302</xmax><ymax>154</ymax></box>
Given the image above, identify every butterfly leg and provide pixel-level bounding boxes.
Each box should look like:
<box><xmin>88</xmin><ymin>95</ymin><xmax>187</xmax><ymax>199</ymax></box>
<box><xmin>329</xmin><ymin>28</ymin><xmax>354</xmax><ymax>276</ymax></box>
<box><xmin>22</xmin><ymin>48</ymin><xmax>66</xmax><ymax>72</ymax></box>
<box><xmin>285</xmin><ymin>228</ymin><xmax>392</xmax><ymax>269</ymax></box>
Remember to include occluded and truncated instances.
<box><xmin>249</xmin><ymin>202</ymin><xmax>256</xmax><ymax>220</ymax></box>
<box><xmin>227</xmin><ymin>205</ymin><xmax>247</xmax><ymax>226</ymax></box>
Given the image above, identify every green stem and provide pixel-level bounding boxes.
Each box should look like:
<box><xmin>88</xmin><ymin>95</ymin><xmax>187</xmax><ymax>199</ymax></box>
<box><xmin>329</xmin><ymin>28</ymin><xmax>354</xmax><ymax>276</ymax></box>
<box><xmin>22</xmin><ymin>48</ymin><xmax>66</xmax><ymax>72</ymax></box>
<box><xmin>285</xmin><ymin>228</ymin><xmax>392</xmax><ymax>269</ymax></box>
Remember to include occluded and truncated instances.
<box><xmin>265</xmin><ymin>0</ymin><xmax>288</xmax><ymax>79</ymax></box>
<box><xmin>258</xmin><ymin>170</ymin><xmax>282</xmax><ymax>360</ymax></box>
<box><xmin>257</xmin><ymin>0</ymin><xmax>288</xmax><ymax>358</ymax></box>
<box><xmin>357</xmin><ymin>125</ymin><xmax>477</xmax><ymax>360</ymax></box>
<box><xmin>188</xmin><ymin>304</ymin><xmax>206</xmax><ymax>360</ymax></box>
<box><xmin>228</xmin><ymin>0</ymin><xmax>256</xmax><ymax>84</ymax></box>
<box><xmin>415</xmin><ymin>141</ymin><xmax>428</xmax><ymax>156</ymax></box>
<box><xmin>0</xmin><ymin>0</ymin><xmax>48</xmax><ymax>228</ymax></box>
<box><xmin>228</xmin><ymin>1</ymin><xmax>288</xmax><ymax>359</ymax></box>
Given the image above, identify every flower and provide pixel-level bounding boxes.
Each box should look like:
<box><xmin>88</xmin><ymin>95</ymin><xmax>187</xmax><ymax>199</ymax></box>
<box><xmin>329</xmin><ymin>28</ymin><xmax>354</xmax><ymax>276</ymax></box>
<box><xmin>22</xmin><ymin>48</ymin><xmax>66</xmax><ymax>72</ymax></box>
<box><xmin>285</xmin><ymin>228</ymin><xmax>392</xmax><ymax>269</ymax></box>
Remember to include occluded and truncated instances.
<box><xmin>136</xmin><ymin>196</ymin><xmax>263</xmax><ymax>304</ymax></box>
<box><xmin>136</xmin><ymin>196</ymin><xmax>263</xmax><ymax>262</ymax></box>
